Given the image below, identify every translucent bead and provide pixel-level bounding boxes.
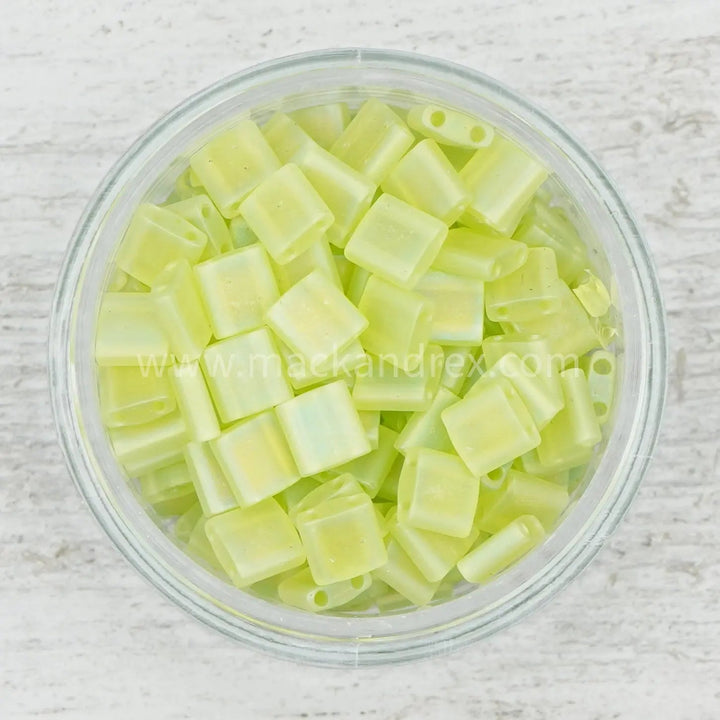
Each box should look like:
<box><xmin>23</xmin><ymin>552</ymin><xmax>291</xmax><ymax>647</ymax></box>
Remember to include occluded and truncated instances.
<box><xmin>472</xmin><ymin>351</ymin><xmax>563</xmax><ymax>430</ymax></box>
<box><xmin>406</xmin><ymin>104</ymin><xmax>494</xmax><ymax>149</ymax></box>
<box><xmin>205</xmin><ymin>499</ymin><xmax>305</xmax><ymax>587</ymax></box>
<box><xmin>330</xmin><ymin>98</ymin><xmax>414</xmax><ymax>183</ymax></box>
<box><xmin>109</xmin><ymin>412</ymin><xmax>187</xmax><ymax>477</ymax></box>
<box><xmin>381</xmin><ymin>139</ymin><xmax>470</xmax><ymax>224</ymax></box>
<box><xmin>168</xmin><ymin>362</ymin><xmax>220</xmax><ymax>442</ymax></box>
<box><xmin>580</xmin><ymin>350</ymin><xmax>616</xmax><ymax>425</ymax></box>
<box><xmin>387</xmin><ymin>508</ymin><xmax>479</xmax><ymax>582</ymax></box>
<box><xmin>152</xmin><ymin>259</ymin><xmax>212</xmax><ymax>361</ymax></box>
<box><xmin>165</xmin><ymin>194</ymin><xmax>233</xmax><ymax>259</ymax></box>
<box><xmin>277</xmin><ymin>337</ymin><xmax>363</xmax><ymax>391</ymax></box>
<box><xmin>115</xmin><ymin>203</ymin><xmax>208</xmax><ymax>286</ymax></box>
<box><xmin>184</xmin><ymin>440</ymin><xmax>239</xmax><ymax>516</ymax></box>
<box><xmin>262</xmin><ymin>112</ymin><xmax>314</xmax><ymax>163</ymax></box>
<box><xmin>432</xmin><ymin>227</ymin><xmax>528</xmax><ymax>281</ymax></box>
<box><xmin>344</xmin><ymin>194</ymin><xmax>448</xmax><ymax>289</ymax></box>
<box><xmin>292</xmin><ymin>142</ymin><xmax>377</xmax><ymax>249</ymax></box>
<box><xmin>334</xmin><ymin>253</ymin><xmax>354</xmax><ymax>291</ymax></box>
<box><xmin>107</xmin><ymin>268</ymin><xmax>129</xmax><ymax>292</ymax></box>
<box><xmin>296</xmin><ymin>493</ymin><xmax>387</xmax><ymax>585</ymax></box>
<box><xmin>275</xmin><ymin>477</ymin><xmax>321</xmax><ymax>513</ymax></box>
<box><xmin>174</xmin><ymin>502</ymin><xmax>203</xmax><ymax>543</ymax></box>
<box><xmin>95</xmin><ymin>292</ymin><xmax>170</xmax><ymax>367</ymax></box>
<box><xmin>477</xmin><ymin>469</ymin><xmax>569</xmax><ymax>533</ymax></box>
<box><xmin>395</xmin><ymin>387</ymin><xmax>459</xmax><ymax>455</ymax></box>
<box><xmin>441</xmin><ymin>376</ymin><xmax>540</xmax><ymax>477</ymax></box>
<box><xmin>276</xmin><ymin>380</ymin><xmax>371</xmax><ymax>475</ymax></box>
<box><xmin>266</xmin><ymin>269</ymin><xmax>368</xmax><ymax>370</ymax></box>
<box><xmin>194</xmin><ymin>245</ymin><xmax>279</xmax><ymax>339</ymax></box>
<box><xmin>249</xmin><ymin>567</ymin><xmax>304</xmax><ymax>601</ymax></box>
<box><xmin>345</xmin><ymin>264</ymin><xmax>371</xmax><ymax>305</ymax></box>
<box><xmin>330</xmin><ymin>425</ymin><xmax>399</xmax><ymax>497</ymax></box>
<box><xmin>457</xmin><ymin>515</ymin><xmax>545</xmax><ymax>583</ymax></box>
<box><xmin>290</xmin><ymin>102</ymin><xmax>352</xmax><ymax>150</ymax></box>
<box><xmin>397</xmin><ymin>449</ymin><xmax>480</xmax><ymax>538</ymax></box>
<box><xmin>483</xmin><ymin>461</ymin><xmax>513</xmax><ymax>489</ymax></box>
<box><xmin>173</xmin><ymin>167</ymin><xmax>203</xmax><ymax>201</ymax></box>
<box><xmin>381</xmin><ymin>411</ymin><xmax>412</xmax><ymax>433</ymax></box>
<box><xmin>288</xmin><ymin>473</ymin><xmax>363</xmax><ymax>522</ymax></box>
<box><xmin>352</xmin><ymin>345</ymin><xmax>445</xmax><ymax>412</ymax></box>
<box><xmin>372</xmin><ymin>538</ymin><xmax>440</xmax><ymax>606</ymax></box>
<box><xmin>415</xmin><ymin>270</ymin><xmax>485</xmax><ymax>346</ymax></box>
<box><xmin>278</xmin><ymin>567</ymin><xmax>370</xmax><ymax>612</ymax></box>
<box><xmin>358</xmin><ymin>275</ymin><xmax>433</xmax><ymax>371</ymax></box>
<box><xmin>536</xmin><ymin>368</ymin><xmax>602</xmax><ymax>472</ymax></box>
<box><xmin>359</xmin><ymin>410</ymin><xmax>381</xmax><ymax>449</ymax></box>
<box><xmin>441</xmin><ymin>144</ymin><xmax>476</xmax><ymax>171</ymax></box>
<box><xmin>98</xmin><ymin>365</ymin><xmax>175</xmax><ymax>427</ymax></box>
<box><xmin>481</xmin><ymin>332</ymin><xmax>553</xmax><ymax>370</ymax></box>
<box><xmin>211</xmin><ymin>410</ymin><xmax>300</xmax><ymax>506</ymax></box>
<box><xmin>228</xmin><ymin>216</ymin><xmax>260</xmax><ymax>249</ymax></box>
<box><xmin>201</xmin><ymin>328</ymin><xmax>292</xmax><ymax>423</ymax></box>
<box><xmin>439</xmin><ymin>346</ymin><xmax>479</xmax><ymax>395</ymax></box>
<box><xmin>190</xmin><ymin>120</ymin><xmax>281</xmax><ymax>218</ymax></box>
<box><xmin>515</xmin><ymin>448</ymin><xmax>571</xmax><ymax>480</ymax></box>
<box><xmin>459</xmin><ymin>135</ymin><xmax>548</xmax><ymax>235</ymax></box>
<box><xmin>269</xmin><ymin>235</ymin><xmax>342</xmax><ymax>292</ymax></box>
<box><xmin>187</xmin><ymin>517</ymin><xmax>225</xmax><ymax>574</ymax></box>
<box><xmin>572</xmin><ymin>270</ymin><xmax>612</xmax><ymax>317</ymax></box>
<box><xmin>138</xmin><ymin>460</ymin><xmax>197</xmax><ymax>516</ymax></box>
<box><xmin>240</xmin><ymin>163</ymin><xmax>334</xmax><ymax>264</ymax></box>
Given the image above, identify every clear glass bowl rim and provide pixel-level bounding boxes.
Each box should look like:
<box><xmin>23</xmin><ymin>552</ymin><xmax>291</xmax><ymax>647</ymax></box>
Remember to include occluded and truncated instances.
<box><xmin>48</xmin><ymin>48</ymin><xmax>667</xmax><ymax>667</ymax></box>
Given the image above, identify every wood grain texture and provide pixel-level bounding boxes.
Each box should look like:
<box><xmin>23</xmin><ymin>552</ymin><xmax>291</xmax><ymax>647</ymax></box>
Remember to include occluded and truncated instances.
<box><xmin>1</xmin><ymin>0</ymin><xmax>719</xmax><ymax>717</ymax></box>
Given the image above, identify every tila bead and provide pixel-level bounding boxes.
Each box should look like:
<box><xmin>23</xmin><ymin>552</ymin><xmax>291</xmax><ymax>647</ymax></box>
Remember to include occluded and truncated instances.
<box><xmin>394</xmin><ymin>387</ymin><xmax>459</xmax><ymax>455</ymax></box>
<box><xmin>580</xmin><ymin>350</ymin><xmax>616</xmax><ymax>424</ymax></box>
<box><xmin>572</xmin><ymin>270</ymin><xmax>612</xmax><ymax>317</ymax></box>
<box><xmin>359</xmin><ymin>410</ymin><xmax>381</xmax><ymax>449</ymax></box>
<box><xmin>269</xmin><ymin>235</ymin><xmax>342</xmax><ymax>292</ymax></box>
<box><xmin>168</xmin><ymin>362</ymin><xmax>220</xmax><ymax>442</ymax></box>
<box><xmin>375</xmin><ymin>454</ymin><xmax>404</xmax><ymax>503</ymax></box>
<box><xmin>439</xmin><ymin>346</ymin><xmax>479</xmax><ymax>395</ymax></box>
<box><xmin>290</xmin><ymin>103</ymin><xmax>352</xmax><ymax>150</ymax></box>
<box><xmin>406</xmin><ymin>104</ymin><xmax>494</xmax><ymax>149</ymax></box>
<box><xmin>275</xmin><ymin>477</ymin><xmax>322</xmax><ymax>513</ymax></box>
<box><xmin>481</xmin><ymin>332</ymin><xmax>553</xmax><ymax>370</ymax></box>
<box><xmin>174</xmin><ymin>502</ymin><xmax>203</xmax><ymax>543</ymax></box>
<box><xmin>228</xmin><ymin>216</ymin><xmax>260</xmax><ymax>249</ymax></box>
<box><xmin>165</xmin><ymin>194</ymin><xmax>233</xmax><ymax>259</ymax></box>
<box><xmin>138</xmin><ymin>460</ymin><xmax>197</xmax><ymax>516</ymax></box>
<box><xmin>372</xmin><ymin>538</ymin><xmax>440</xmax><ymax>606</ymax></box>
<box><xmin>288</xmin><ymin>473</ymin><xmax>364</xmax><ymax>522</ymax></box>
<box><xmin>187</xmin><ymin>517</ymin><xmax>225</xmax><ymax>574</ymax></box>
<box><xmin>262</xmin><ymin>112</ymin><xmax>314</xmax><ymax>163</ymax></box>
<box><xmin>278</xmin><ymin>567</ymin><xmax>371</xmax><ymax>612</ymax></box>
<box><xmin>184</xmin><ymin>440</ymin><xmax>239</xmax><ymax>516</ymax></box>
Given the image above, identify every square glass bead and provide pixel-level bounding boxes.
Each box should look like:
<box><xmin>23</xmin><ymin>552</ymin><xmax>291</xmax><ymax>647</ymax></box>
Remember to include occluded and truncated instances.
<box><xmin>580</xmin><ymin>350</ymin><xmax>616</xmax><ymax>425</ymax></box>
<box><xmin>266</xmin><ymin>269</ymin><xmax>368</xmax><ymax>369</ymax></box>
<box><xmin>239</xmin><ymin>163</ymin><xmax>334</xmax><ymax>264</ymax></box>
<box><xmin>439</xmin><ymin>346</ymin><xmax>479</xmax><ymax>395</ymax></box>
<box><xmin>201</xmin><ymin>328</ymin><xmax>292</xmax><ymax>423</ymax></box>
<box><xmin>278</xmin><ymin>337</ymin><xmax>363</xmax><ymax>391</ymax></box>
<box><xmin>397</xmin><ymin>448</ymin><xmax>480</xmax><ymax>538</ymax></box>
<box><xmin>228</xmin><ymin>216</ymin><xmax>260</xmax><ymax>249</ymax></box>
<box><xmin>262</xmin><ymin>112</ymin><xmax>314</xmax><ymax>163</ymax></box>
<box><xmin>276</xmin><ymin>380</ymin><xmax>371</xmax><ymax>475</ymax></box>
<box><xmin>292</xmin><ymin>142</ymin><xmax>377</xmax><ymax>249</ymax></box>
<box><xmin>138</xmin><ymin>460</ymin><xmax>197</xmax><ymax>516</ymax></box>
<box><xmin>290</xmin><ymin>102</ymin><xmax>351</xmax><ymax>150</ymax></box>
<box><xmin>376</xmin><ymin>454</ymin><xmax>404</xmax><ymax>503</ymax></box>
<box><xmin>288</xmin><ymin>473</ymin><xmax>364</xmax><ymax>522</ymax></box>
<box><xmin>194</xmin><ymin>244</ymin><xmax>279</xmax><ymax>339</ymax></box>
<box><xmin>165</xmin><ymin>194</ymin><xmax>233</xmax><ymax>259</ymax></box>
<box><xmin>572</xmin><ymin>270</ymin><xmax>612</xmax><ymax>318</ymax></box>
<box><xmin>415</xmin><ymin>270</ymin><xmax>485</xmax><ymax>346</ymax></box>
<box><xmin>372</xmin><ymin>538</ymin><xmax>440</xmax><ymax>606</ymax></box>
<box><xmin>296</xmin><ymin>493</ymin><xmax>387</xmax><ymax>585</ymax></box>
<box><xmin>152</xmin><ymin>259</ymin><xmax>212</xmax><ymax>361</ymax></box>
<box><xmin>481</xmin><ymin>333</ymin><xmax>553</xmax><ymax>370</ymax></box>
<box><xmin>205</xmin><ymin>499</ymin><xmax>305</xmax><ymax>587</ymax></box>
<box><xmin>278</xmin><ymin>566</ymin><xmax>370</xmax><ymax>612</ymax></box>
<box><xmin>184</xmin><ymin>440</ymin><xmax>239</xmax><ymax>516</ymax></box>
<box><xmin>359</xmin><ymin>410</ymin><xmax>381</xmax><ymax>449</ymax></box>
<box><xmin>174</xmin><ymin>502</ymin><xmax>203</xmax><ymax>543</ymax></box>
<box><xmin>344</xmin><ymin>194</ymin><xmax>448</xmax><ymax>289</ymax></box>
<box><xmin>330</xmin><ymin>98</ymin><xmax>414</xmax><ymax>183</ymax></box>
<box><xmin>190</xmin><ymin>120</ymin><xmax>281</xmax><ymax>218</ymax></box>
<box><xmin>381</xmin><ymin>139</ymin><xmax>470</xmax><ymax>224</ymax></box>
<box><xmin>187</xmin><ymin>517</ymin><xmax>225</xmax><ymax>574</ymax></box>
<box><xmin>275</xmin><ymin>476</ymin><xmax>321</xmax><ymax>513</ymax></box>
<box><xmin>211</xmin><ymin>410</ymin><xmax>300</xmax><ymax>506</ymax></box>
<box><xmin>358</xmin><ymin>275</ymin><xmax>433</xmax><ymax>371</ymax></box>
<box><xmin>115</xmin><ymin>203</ymin><xmax>207</xmax><ymax>286</ymax></box>
<box><xmin>441</xmin><ymin>376</ymin><xmax>540</xmax><ymax>476</ymax></box>
<box><xmin>168</xmin><ymin>362</ymin><xmax>220</xmax><ymax>442</ymax></box>
<box><xmin>407</xmin><ymin>104</ymin><xmax>494</xmax><ymax>149</ymax></box>
<box><xmin>269</xmin><ymin>235</ymin><xmax>342</xmax><ymax>292</ymax></box>
<box><xmin>394</xmin><ymin>387</ymin><xmax>459</xmax><ymax>456</ymax></box>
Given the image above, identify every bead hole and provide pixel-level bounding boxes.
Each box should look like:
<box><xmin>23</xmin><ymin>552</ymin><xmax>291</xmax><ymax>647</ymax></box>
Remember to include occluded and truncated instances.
<box><xmin>593</xmin><ymin>358</ymin><xmax>612</xmax><ymax>375</ymax></box>
<box><xmin>430</xmin><ymin>110</ymin><xmax>445</xmax><ymax>127</ymax></box>
<box><xmin>594</xmin><ymin>401</ymin><xmax>608</xmax><ymax>417</ymax></box>
<box><xmin>350</xmin><ymin>576</ymin><xmax>365</xmax><ymax>589</ymax></box>
<box><xmin>313</xmin><ymin>591</ymin><xmax>329</xmax><ymax>607</ymax></box>
<box><xmin>470</xmin><ymin>125</ymin><xmax>486</xmax><ymax>143</ymax></box>
<box><xmin>487</xmin><ymin>467</ymin><xmax>505</xmax><ymax>482</ymax></box>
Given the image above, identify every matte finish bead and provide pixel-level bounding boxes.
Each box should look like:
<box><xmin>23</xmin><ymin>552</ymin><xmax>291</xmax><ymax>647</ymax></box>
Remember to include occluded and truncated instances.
<box><xmin>288</xmin><ymin>473</ymin><xmax>364</xmax><ymax>522</ymax></box>
<box><xmin>359</xmin><ymin>410</ymin><xmax>381</xmax><ymax>449</ymax></box>
<box><xmin>278</xmin><ymin>338</ymin><xmax>363</xmax><ymax>391</ymax></box>
<box><xmin>194</xmin><ymin>245</ymin><xmax>280</xmax><ymax>339</ymax></box>
<box><xmin>262</xmin><ymin>112</ymin><xmax>314</xmax><ymax>163</ymax></box>
<box><xmin>184</xmin><ymin>440</ymin><xmax>239</xmax><ymax>516</ymax></box>
<box><xmin>173</xmin><ymin>167</ymin><xmax>203</xmax><ymax>201</ymax></box>
<box><xmin>344</xmin><ymin>194</ymin><xmax>448</xmax><ymax>289</ymax></box>
<box><xmin>165</xmin><ymin>194</ymin><xmax>233</xmax><ymax>259</ymax></box>
<box><xmin>138</xmin><ymin>460</ymin><xmax>197</xmax><ymax>516</ymax></box>
<box><xmin>433</xmin><ymin>227</ymin><xmax>528</xmax><ymax>281</ymax></box>
<box><xmin>211</xmin><ymin>410</ymin><xmax>300</xmax><ymax>506</ymax></box>
<box><xmin>270</xmin><ymin>235</ymin><xmax>342</xmax><ymax>292</ymax></box>
<box><xmin>174</xmin><ymin>502</ymin><xmax>203</xmax><ymax>543</ymax></box>
<box><xmin>345</xmin><ymin>264</ymin><xmax>371</xmax><ymax>305</ymax></box>
<box><xmin>442</xmin><ymin>376</ymin><xmax>541</xmax><ymax>476</ymax></box>
<box><xmin>290</xmin><ymin>103</ymin><xmax>351</xmax><ymax>150</ymax></box>
<box><xmin>205</xmin><ymin>500</ymin><xmax>306</xmax><ymax>587</ymax></box>
<box><xmin>439</xmin><ymin>346</ymin><xmax>479</xmax><ymax>395</ymax></box>
<box><xmin>201</xmin><ymin>328</ymin><xmax>292</xmax><ymax>423</ymax></box>
<box><xmin>481</xmin><ymin>333</ymin><xmax>553</xmax><ymax>370</ymax></box>
<box><xmin>275</xmin><ymin>477</ymin><xmax>322</xmax><ymax>513</ymax></box>
<box><xmin>375</xmin><ymin>454</ymin><xmax>404</xmax><ymax>503</ymax></box>
<box><xmin>580</xmin><ymin>350</ymin><xmax>616</xmax><ymax>425</ymax></box>
<box><xmin>168</xmin><ymin>362</ymin><xmax>220</xmax><ymax>442</ymax></box>
<box><xmin>152</xmin><ymin>259</ymin><xmax>212</xmax><ymax>361</ymax></box>
<box><xmin>116</xmin><ymin>203</ymin><xmax>207</xmax><ymax>286</ymax></box>
<box><xmin>187</xmin><ymin>517</ymin><xmax>225</xmax><ymax>574</ymax></box>
<box><xmin>457</xmin><ymin>515</ymin><xmax>545</xmax><ymax>583</ymax></box>
<box><xmin>276</xmin><ymin>380</ymin><xmax>371</xmax><ymax>476</ymax></box>
<box><xmin>330</xmin><ymin>98</ymin><xmax>414</xmax><ymax>183</ymax></box>
<box><xmin>358</xmin><ymin>275</ymin><xmax>433</xmax><ymax>371</ymax></box>
<box><xmin>372</xmin><ymin>538</ymin><xmax>440</xmax><ymax>606</ymax></box>
<box><xmin>572</xmin><ymin>270</ymin><xmax>612</xmax><ymax>317</ymax></box>
<box><xmin>395</xmin><ymin>387</ymin><xmax>459</xmax><ymax>456</ymax></box>
<box><xmin>381</xmin><ymin>139</ymin><xmax>470</xmax><ymax>224</ymax></box>
<box><xmin>228</xmin><ymin>216</ymin><xmax>260</xmax><ymax>249</ymax></box>
<box><xmin>278</xmin><ymin>567</ymin><xmax>370</xmax><ymax>612</ymax></box>
<box><xmin>190</xmin><ymin>120</ymin><xmax>281</xmax><ymax>218</ymax></box>
<box><xmin>406</xmin><ymin>104</ymin><xmax>494</xmax><ymax>149</ymax></box>
<box><xmin>240</xmin><ymin>163</ymin><xmax>334</xmax><ymax>264</ymax></box>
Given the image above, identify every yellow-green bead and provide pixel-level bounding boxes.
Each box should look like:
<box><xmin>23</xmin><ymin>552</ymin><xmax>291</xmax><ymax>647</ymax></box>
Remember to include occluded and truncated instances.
<box><xmin>345</xmin><ymin>264</ymin><xmax>371</xmax><ymax>305</ymax></box>
<box><xmin>580</xmin><ymin>350</ymin><xmax>616</xmax><ymax>425</ymax></box>
<box><xmin>115</xmin><ymin>203</ymin><xmax>208</xmax><ymax>286</ymax></box>
<box><xmin>138</xmin><ymin>460</ymin><xmax>197</xmax><ymax>516</ymax></box>
<box><xmin>270</xmin><ymin>235</ymin><xmax>342</xmax><ymax>292</ymax></box>
<box><xmin>262</xmin><ymin>112</ymin><xmax>314</xmax><ymax>163</ymax></box>
<box><xmin>381</xmin><ymin>139</ymin><xmax>470</xmax><ymax>224</ymax></box>
<box><xmin>278</xmin><ymin>567</ymin><xmax>370</xmax><ymax>613</ymax></box>
<box><xmin>297</xmin><ymin>493</ymin><xmax>387</xmax><ymax>585</ymax></box>
<box><xmin>406</xmin><ymin>104</ymin><xmax>494</xmax><ymax>149</ymax></box>
<box><xmin>572</xmin><ymin>270</ymin><xmax>612</xmax><ymax>317</ymax></box>
<box><xmin>481</xmin><ymin>333</ymin><xmax>554</xmax><ymax>370</ymax></box>
<box><xmin>277</xmin><ymin>337</ymin><xmax>363</xmax><ymax>391</ymax></box>
<box><xmin>168</xmin><ymin>362</ymin><xmax>220</xmax><ymax>442</ymax></box>
<box><xmin>334</xmin><ymin>253</ymin><xmax>354</xmax><ymax>291</ymax></box>
<box><xmin>98</xmin><ymin>365</ymin><xmax>175</xmax><ymax>428</ymax></box>
<box><xmin>275</xmin><ymin>477</ymin><xmax>322</xmax><ymax>513</ymax></box>
<box><xmin>107</xmin><ymin>268</ymin><xmax>129</xmax><ymax>292</ymax></box>
<box><xmin>184</xmin><ymin>440</ymin><xmax>239</xmax><ymax>516</ymax></box>
<box><xmin>344</xmin><ymin>194</ymin><xmax>448</xmax><ymax>289</ymax></box>
<box><xmin>330</xmin><ymin>98</ymin><xmax>414</xmax><ymax>183</ymax></box>
<box><xmin>376</xmin><ymin>454</ymin><xmax>404</xmax><ymax>503</ymax></box>
<box><xmin>372</xmin><ymin>538</ymin><xmax>440</xmax><ymax>606</ymax></box>
<box><xmin>201</xmin><ymin>328</ymin><xmax>292</xmax><ymax>423</ymax></box>
<box><xmin>190</xmin><ymin>120</ymin><xmax>281</xmax><ymax>218</ymax></box>
<box><xmin>174</xmin><ymin>502</ymin><xmax>203</xmax><ymax>543</ymax></box>
<box><xmin>439</xmin><ymin>346</ymin><xmax>479</xmax><ymax>395</ymax></box>
<box><xmin>276</xmin><ymin>380</ymin><xmax>371</xmax><ymax>476</ymax></box>
<box><xmin>173</xmin><ymin>167</ymin><xmax>203</xmax><ymax>201</ymax></box>
<box><xmin>240</xmin><ymin>163</ymin><xmax>334</xmax><ymax>264</ymax></box>
<box><xmin>288</xmin><ymin>473</ymin><xmax>364</xmax><ymax>523</ymax></box>
<box><xmin>228</xmin><ymin>216</ymin><xmax>260</xmax><ymax>249</ymax></box>
<box><xmin>205</xmin><ymin>499</ymin><xmax>305</xmax><ymax>587</ymax></box>
<box><xmin>394</xmin><ymin>387</ymin><xmax>459</xmax><ymax>456</ymax></box>
<box><xmin>165</xmin><ymin>194</ymin><xmax>233</xmax><ymax>259</ymax></box>
<box><xmin>194</xmin><ymin>245</ymin><xmax>279</xmax><ymax>339</ymax></box>
<box><xmin>359</xmin><ymin>410</ymin><xmax>381</xmax><ymax>449</ymax></box>
<box><xmin>358</xmin><ymin>275</ymin><xmax>433</xmax><ymax>371</ymax></box>
<box><xmin>187</xmin><ymin>517</ymin><xmax>226</xmax><ymax>575</ymax></box>
<box><xmin>290</xmin><ymin>102</ymin><xmax>352</xmax><ymax>150</ymax></box>
<box><xmin>152</xmin><ymin>259</ymin><xmax>213</xmax><ymax>362</ymax></box>
<box><xmin>442</xmin><ymin>376</ymin><xmax>540</xmax><ymax>477</ymax></box>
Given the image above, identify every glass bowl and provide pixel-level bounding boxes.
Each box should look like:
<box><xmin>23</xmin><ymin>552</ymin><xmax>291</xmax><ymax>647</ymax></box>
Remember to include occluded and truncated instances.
<box><xmin>49</xmin><ymin>48</ymin><xmax>667</xmax><ymax>666</ymax></box>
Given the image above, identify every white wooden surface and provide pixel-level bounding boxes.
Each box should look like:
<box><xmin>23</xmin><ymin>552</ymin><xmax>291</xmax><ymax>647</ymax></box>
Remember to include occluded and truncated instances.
<box><xmin>1</xmin><ymin>0</ymin><xmax>719</xmax><ymax>717</ymax></box>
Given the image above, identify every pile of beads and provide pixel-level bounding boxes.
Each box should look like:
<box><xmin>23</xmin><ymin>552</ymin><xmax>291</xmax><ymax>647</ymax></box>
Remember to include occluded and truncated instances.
<box><xmin>96</xmin><ymin>98</ymin><xmax>617</xmax><ymax>613</ymax></box>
